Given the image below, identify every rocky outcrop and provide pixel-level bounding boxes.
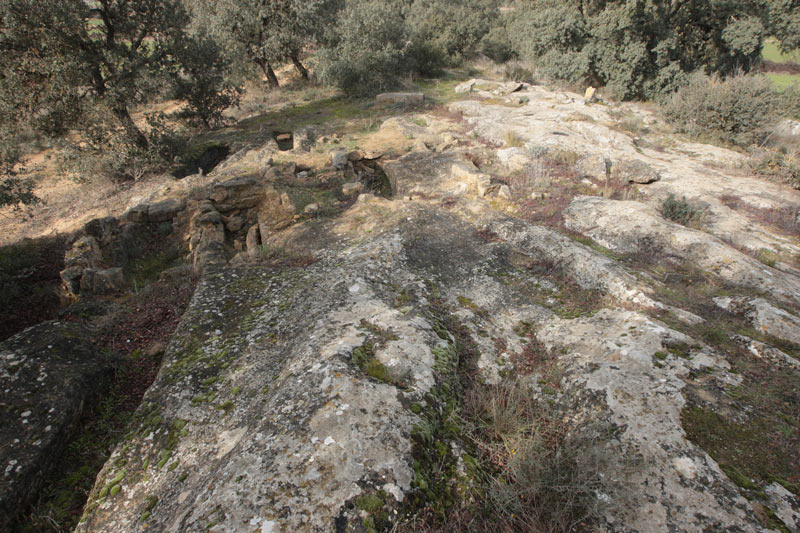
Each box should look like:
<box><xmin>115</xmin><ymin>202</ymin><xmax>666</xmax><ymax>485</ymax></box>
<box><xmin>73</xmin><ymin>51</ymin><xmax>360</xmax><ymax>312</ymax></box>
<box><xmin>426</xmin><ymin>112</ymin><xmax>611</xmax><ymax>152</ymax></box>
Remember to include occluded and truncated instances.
<box><xmin>714</xmin><ymin>296</ymin><xmax>800</xmax><ymax>345</ymax></box>
<box><xmin>74</xmin><ymin>193</ymin><xmax>773</xmax><ymax>532</ymax></box>
<box><xmin>0</xmin><ymin>322</ymin><xmax>114</xmax><ymax>530</ymax></box>
<box><xmin>25</xmin><ymin>78</ymin><xmax>797</xmax><ymax>533</ymax></box>
<box><xmin>563</xmin><ymin>196</ymin><xmax>800</xmax><ymax>306</ymax></box>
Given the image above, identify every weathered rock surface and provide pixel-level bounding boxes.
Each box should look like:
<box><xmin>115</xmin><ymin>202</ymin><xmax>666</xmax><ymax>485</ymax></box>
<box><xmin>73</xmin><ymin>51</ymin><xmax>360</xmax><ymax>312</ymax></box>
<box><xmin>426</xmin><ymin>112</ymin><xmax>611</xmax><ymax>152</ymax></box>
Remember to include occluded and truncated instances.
<box><xmin>79</xmin><ymin>267</ymin><xmax>126</xmax><ymax>295</ymax></box>
<box><xmin>1</xmin><ymin>322</ymin><xmax>114</xmax><ymax>530</ymax></box>
<box><xmin>612</xmin><ymin>158</ymin><xmax>661</xmax><ymax>184</ymax></box>
<box><xmin>76</xmin><ymin>167</ymin><xmax>786</xmax><ymax>533</ymax></box>
<box><xmin>714</xmin><ymin>296</ymin><xmax>800</xmax><ymax>345</ymax></box>
<box><xmin>48</xmin><ymin>79</ymin><xmax>800</xmax><ymax>533</ymax></box>
<box><xmin>564</xmin><ymin>195</ymin><xmax>800</xmax><ymax>306</ymax></box>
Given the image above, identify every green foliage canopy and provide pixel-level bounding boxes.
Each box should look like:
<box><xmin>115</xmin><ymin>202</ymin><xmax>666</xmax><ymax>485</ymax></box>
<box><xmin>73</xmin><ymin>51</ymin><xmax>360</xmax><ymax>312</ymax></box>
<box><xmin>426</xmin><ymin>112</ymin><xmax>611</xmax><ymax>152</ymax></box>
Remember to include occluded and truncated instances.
<box><xmin>0</xmin><ymin>0</ymin><xmax>192</xmax><ymax>146</ymax></box>
<box><xmin>505</xmin><ymin>0</ymin><xmax>795</xmax><ymax>99</ymax></box>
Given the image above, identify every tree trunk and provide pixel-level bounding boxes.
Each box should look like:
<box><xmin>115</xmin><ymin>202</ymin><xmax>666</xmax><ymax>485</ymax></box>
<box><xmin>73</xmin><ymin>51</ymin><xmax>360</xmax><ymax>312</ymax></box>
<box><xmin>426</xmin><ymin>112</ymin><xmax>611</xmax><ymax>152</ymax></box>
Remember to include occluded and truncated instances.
<box><xmin>291</xmin><ymin>55</ymin><xmax>309</xmax><ymax>80</ymax></box>
<box><xmin>112</xmin><ymin>106</ymin><xmax>147</xmax><ymax>148</ymax></box>
<box><xmin>259</xmin><ymin>61</ymin><xmax>280</xmax><ymax>88</ymax></box>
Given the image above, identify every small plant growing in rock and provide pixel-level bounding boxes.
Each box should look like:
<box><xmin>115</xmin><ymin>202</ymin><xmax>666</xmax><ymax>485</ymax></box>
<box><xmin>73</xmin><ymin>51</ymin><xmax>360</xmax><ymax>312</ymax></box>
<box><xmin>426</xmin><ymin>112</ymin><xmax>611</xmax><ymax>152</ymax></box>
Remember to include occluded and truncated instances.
<box><xmin>661</xmin><ymin>194</ymin><xmax>707</xmax><ymax>227</ymax></box>
<box><xmin>755</xmin><ymin>248</ymin><xmax>779</xmax><ymax>267</ymax></box>
<box><xmin>504</xmin><ymin>130</ymin><xmax>525</xmax><ymax>148</ymax></box>
<box><xmin>748</xmin><ymin>148</ymin><xmax>800</xmax><ymax>189</ymax></box>
<box><xmin>462</xmin><ymin>379</ymin><xmax>619</xmax><ymax>531</ymax></box>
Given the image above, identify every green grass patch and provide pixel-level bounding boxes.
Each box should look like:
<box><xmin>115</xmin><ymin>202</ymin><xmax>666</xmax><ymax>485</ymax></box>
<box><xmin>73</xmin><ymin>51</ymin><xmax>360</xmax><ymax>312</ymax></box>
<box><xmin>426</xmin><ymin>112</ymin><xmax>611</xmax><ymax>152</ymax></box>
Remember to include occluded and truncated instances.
<box><xmin>767</xmin><ymin>73</ymin><xmax>800</xmax><ymax>91</ymax></box>
<box><xmin>762</xmin><ymin>39</ymin><xmax>800</xmax><ymax>64</ymax></box>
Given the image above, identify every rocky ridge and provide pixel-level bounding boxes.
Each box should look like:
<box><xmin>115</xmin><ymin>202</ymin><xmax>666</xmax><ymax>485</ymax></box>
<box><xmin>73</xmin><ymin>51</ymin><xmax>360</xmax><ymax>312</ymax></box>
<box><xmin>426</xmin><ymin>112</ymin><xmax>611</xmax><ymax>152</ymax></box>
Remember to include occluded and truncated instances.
<box><xmin>2</xmin><ymin>80</ymin><xmax>800</xmax><ymax>532</ymax></box>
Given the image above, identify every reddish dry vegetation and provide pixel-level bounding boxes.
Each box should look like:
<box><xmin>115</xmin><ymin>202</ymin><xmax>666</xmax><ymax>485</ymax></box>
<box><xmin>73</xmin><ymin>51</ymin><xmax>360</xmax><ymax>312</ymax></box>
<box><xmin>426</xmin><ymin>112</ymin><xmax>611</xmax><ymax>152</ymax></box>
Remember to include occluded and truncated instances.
<box><xmin>0</xmin><ymin>235</ymin><xmax>70</xmax><ymax>343</ymax></box>
<box><xmin>94</xmin><ymin>271</ymin><xmax>199</xmax><ymax>406</ymax></box>
<box><xmin>511</xmin><ymin>334</ymin><xmax>559</xmax><ymax>380</ymax></box>
<box><xmin>721</xmin><ymin>194</ymin><xmax>800</xmax><ymax>237</ymax></box>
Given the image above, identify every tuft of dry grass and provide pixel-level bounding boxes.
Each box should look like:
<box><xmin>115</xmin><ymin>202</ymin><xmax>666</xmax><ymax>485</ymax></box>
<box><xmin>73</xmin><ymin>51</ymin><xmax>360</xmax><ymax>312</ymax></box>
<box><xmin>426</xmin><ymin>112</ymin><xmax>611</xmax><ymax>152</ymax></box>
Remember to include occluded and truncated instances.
<box><xmin>460</xmin><ymin>379</ymin><xmax>615</xmax><ymax>533</ymax></box>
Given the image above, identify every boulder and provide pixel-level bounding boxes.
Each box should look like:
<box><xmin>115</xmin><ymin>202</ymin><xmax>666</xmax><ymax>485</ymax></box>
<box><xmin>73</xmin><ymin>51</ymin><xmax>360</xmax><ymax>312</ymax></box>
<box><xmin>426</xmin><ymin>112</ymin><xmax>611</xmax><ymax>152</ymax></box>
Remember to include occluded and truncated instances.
<box><xmin>496</xmin><ymin>147</ymin><xmax>530</xmax><ymax>172</ymax></box>
<box><xmin>122</xmin><ymin>204</ymin><xmax>148</xmax><ymax>223</ymax></box>
<box><xmin>714</xmin><ymin>296</ymin><xmax>800</xmax><ymax>345</ymax></box>
<box><xmin>330</xmin><ymin>149</ymin><xmax>349</xmax><ymax>171</ymax></box>
<box><xmin>612</xmin><ymin>159</ymin><xmax>660</xmax><ymax>184</ymax></box>
<box><xmin>83</xmin><ymin>217</ymin><xmax>119</xmax><ymax>247</ymax></box>
<box><xmin>208</xmin><ymin>177</ymin><xmax>267</xmax><ymax>213</ymax></box>
<box><xmin>0</xmin><ymin>322</ymin><xmax>114</xmax><ymax>530</ymax></box>
<box><xmin>454</xmin><ymin>80</ymin><xmax>476</xmax><ymax>94</ymax></box>
<box><xmin>224</xmin><ymin>215</ymin><xmax>245</xmax><ymax>233</ymax></box>
<box><xmin>451</xmin><ymin>162</ymin><xmax>492</xmax><ymax>197</ymax></box>
<box><xmin>64</xmin><ymin>236</ymin><xmax>102</xmax><ymax>270</ymax></box>
<box><xmin>341</xmin><ymin>182</ymin><xmax>365</xmax><ymax>198</ymax></box>
<box><xmin>584</xmin><ymin>86</ymin><xmax>597</xmax><ymax>104</ymax></box>
<box><xmin>246</xmin><ymin>224</ymin><xmax>261</xmax><ymax>258</ymax></box>
<box><xmin>497</xmin><ymin>184</ymin><xmax>512</xmax><ymax>200</ymax></box>
<box><xmin>60</xmin><ymin>236</ymin><xmax>103</xmax><ymax>295</ymax></box>
<box><xmin>59</xmin><ymin>266</ymin><xmax>85</xmax><ymax>296</ymax></box>
<box><xmin>257</xmin><ymin>186</ymin><xmax>295</xmax><ymax>236</ymax></box>
<box><xmin>189</xmin><ymin>206</ymin><xmax>228</xmax><ymax>273</ymax></box>
<box><xmin>146</xmin><ymin>199</ymin><xmax>186</xmax><ymax>222</ymax></box>
<box><xmin>79</xmin><ymin>267</ymin><xmax>126</xmax><ymax>296</ymax></box>
<box><xmin>576</xmin><ymin>154</ymin><xmax>611</xmax><ymax>179</ymax></box>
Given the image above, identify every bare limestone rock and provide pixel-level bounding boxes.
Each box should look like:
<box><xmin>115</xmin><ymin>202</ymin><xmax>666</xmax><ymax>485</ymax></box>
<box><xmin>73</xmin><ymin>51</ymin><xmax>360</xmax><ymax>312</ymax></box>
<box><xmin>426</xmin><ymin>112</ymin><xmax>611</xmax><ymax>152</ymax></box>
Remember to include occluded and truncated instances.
<box><xmin>257</xmin><ymin>186</ymin><xmax>295</xmax><ymax>237</ymax></box>
<box><xmin>245</xmin><ymin>224</ymin><xmax>261</xmax><ymax>258</ymax></box>
<box><xmin>1</xmin><ymin>322</ymin><xmax>114</xmax><ymax>530</ymax></box>
<box><xmin>146</xmin><ymin>199</ymin><xmax>186</xmax><ymax>222</ymax></box>
<box><xmin>208</xmin><ymin>176</ymin><xmax>267</xmax><ymax>213</ymax></box>
<box><xmin>80</xmin><ymin>267</ymin><xmax>126</xmax><ymax>296</ymax></box>
<box><xmin>60</xmin><ymin>236</ymin><xmax>103</xmax><ymax>295</ymax></box>
<box><xmin>612</xmin><ymin>159</ymin><xmax>661</xmax><ymax>184</ymax></box>
<box><xmin>765</xmin><ymin>482</ymin><xmax>800</xmax><ymax>531</ymax></box>
<box><xmin>62</xmin><ymin>78</ymin><xmax>800</xmax><ymax>533</ymax></box>
<box><xmin>123</xmin><ymin>199</ymin><xmax>186</xmax><ymax>223</ymax></box>
<box><xmin>329</xmin><ymin>148</ymin><xmax>349</xmax><ymax>170</ymax></box>
<box><xmin>83</xmin><ymin>216</ymin><xmax>119</xmax><ymax>247</ymax></box>
<box><xmin>75</xmin><ymin>198</ymin><xmax>769</xmax><ymax>532</ymax></box>
<box><xmin>714</xmin><ymin>296</ymin><xmax>800</xmax><ymax>345</ymax></box>
<box><xmin>341</xmin><ymin>182</ymin><xmax>365</xmax><ymax>198</ymax></box>
<box><xmin>576</xmin><ymin>154</ymin><xmax>611</xmax><ymax>179</ymax></box>
<box><xmin>536</xmin><ymin>309</ymin><xmax>758</xmax><ymax>531</ymax></box>
<box><xmin>496</xmin><ymin>147</ymin><xmax>530</xmax><ymax>172</ymax></box>
<box><xmin>189</xmin><ymin>204</ymin><xmax>228</xmax><ymax>273</ymax></box>
<box><xmin>564</xmin><ymin>196</ymin><xmax>800</xmax><ymax>306</ymax></box>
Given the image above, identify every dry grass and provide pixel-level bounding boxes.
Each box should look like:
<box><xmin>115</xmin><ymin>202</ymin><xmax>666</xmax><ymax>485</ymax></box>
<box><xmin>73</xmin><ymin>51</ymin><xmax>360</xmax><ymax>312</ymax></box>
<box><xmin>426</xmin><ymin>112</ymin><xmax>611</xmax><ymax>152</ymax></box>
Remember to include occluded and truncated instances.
<box><xmin>458</xmin><ymin>379</ymin><xmax>614</xmax><ymax>533</ymax></box>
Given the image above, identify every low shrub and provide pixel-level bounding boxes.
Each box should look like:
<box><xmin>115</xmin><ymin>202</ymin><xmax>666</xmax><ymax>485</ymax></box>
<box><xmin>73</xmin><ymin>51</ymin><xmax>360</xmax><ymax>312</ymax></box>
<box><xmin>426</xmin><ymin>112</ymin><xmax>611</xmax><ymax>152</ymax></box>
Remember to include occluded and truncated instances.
<box><xmin>777</xmin><ymin>84</ymin><xmax>800</xmax><ymax>120</ymax></box>
<box><xmin>317</xmin><ymin>0</ymin><xmax>413</xmax><ymax>97</ymax></box>
<box><xmin>503</xmin><ymin>63</ymin><xmax>535</xmax><ymax>84</ymax></box>
<box><xmin>661</xmin><ymin>194</ymin><xmax>708</xmax><ymax>227</ymax></box>
<box><xmin>749</xmin><ymin>148</ymin><xmax>800</xmax><ymax>189</ymax></box>
<box><xmin>463</xmin><ymin>379</ymin><xmax>614</xmax><ymax>532</ymax></box>
<box><xmin>663</xmin><ymin>73</ymin><xmax>778</xmax><ymax>146</ymax></box>
<box><xmin>57</xmin><ymin>112</ymin><xmax>187</xmax><ymax>182</ymax></box>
